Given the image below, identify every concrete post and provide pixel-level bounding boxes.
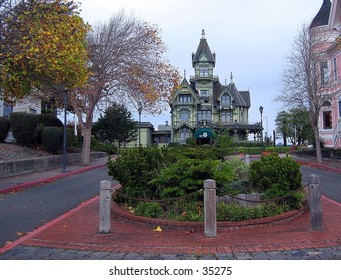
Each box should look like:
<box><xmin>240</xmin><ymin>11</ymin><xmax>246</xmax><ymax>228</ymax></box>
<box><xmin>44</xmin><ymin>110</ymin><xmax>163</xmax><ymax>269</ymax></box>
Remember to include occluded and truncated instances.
<box><xmin>99</xmin><ymin>180</ymin><xmax>112</xmax><ymax>233</ymax></box>
<box><xmin>204</xmin><ymin>179</ymin><xmax>217</xmax><ymax>238</ymax></box>
<box><xmin>308</xmin><ymin>174</ymin><xmax>323</xmax><ymax>231</ymax></box>
<box><xmin>245</xmin><ymin>154</ymin><xmax>250</xmax><ymax>164</ymax></box>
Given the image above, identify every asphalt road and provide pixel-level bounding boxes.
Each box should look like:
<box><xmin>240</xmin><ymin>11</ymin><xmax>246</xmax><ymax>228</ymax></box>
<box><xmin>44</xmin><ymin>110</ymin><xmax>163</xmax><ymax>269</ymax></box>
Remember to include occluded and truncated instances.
<box><xmin>0</xmin><ymin>166</ymin><xmax>113</xmax><ymax>248</ymax></box>
<box><xmin>300</xmin><ymin>165</ymin><xmax>341</xmax><ymax>203</ymax></box>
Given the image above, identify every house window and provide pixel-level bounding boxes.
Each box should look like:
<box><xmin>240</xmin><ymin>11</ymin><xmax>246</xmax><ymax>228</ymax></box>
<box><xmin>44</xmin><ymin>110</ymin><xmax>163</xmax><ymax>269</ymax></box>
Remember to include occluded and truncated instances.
<box><xmin>3</xmin><ymin>103</ymin><xmax>13</xmax><ymax>118</ymax></box>
<box><xmin>180</xmin><ymin>110</ymin><xmax>190</xmax><ymax>122</ymax></box>
<box><xmin>221</xmin><ymin>93</ymin><xmax>231</xmax><ymax>105</ymax></box>
<box><xmin>200</xmin><ymin>89</ymin><xmax>208</xmax><ymax>96</ymax></box>
<box><xmin>320</xmin><ymin>61</ymin><xmax>329</xmax><ymax>87</ymax></box>
<box><xmin>221</xmin><ymin>111</ymin><xmax>231</xmax><ymax>123</ymax></box>
<box><xmin>179</xmin><ymin>94</ymin><xmax>191</xmax><ymax>103</ymax></box>
<box><xmin>199</xmin><ymin>68</ymin><xmax>209</xmax><ymax>77</ymax></box>
<box><xmin>197</xmin><ymin>110</ymin><xmax>212</xmax><ymax>121</ymax></box>
<box><xmin>180</xmin><ymin>127</ymin><xmax>190</xmax><ymax>144</ymax></box>
<box><xmin>323</xmin><ymin>111</ymin><xmax>332</xmax><ymax>129</ymax></box>
<box><xmin>334</xmin><ymin>57</ymin><xmax>338</xmax><ymax>82</ymax></box>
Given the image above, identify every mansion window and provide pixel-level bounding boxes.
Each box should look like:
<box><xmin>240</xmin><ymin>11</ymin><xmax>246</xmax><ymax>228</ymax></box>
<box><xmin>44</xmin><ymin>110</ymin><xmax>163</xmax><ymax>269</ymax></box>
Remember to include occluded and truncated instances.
<box><xmin>320</xmin><ymin>61</ymin><xmax>329</xmax><ymax>87</ymax></box>
<box><xmin>200</xmin><ymin>89</ymin><xmax>208</xmax><ymax>96</ymax></box>
<box><xmin>179</xmin><ymin>94</ymin><xmax>191</xmax><ymax>103</ymax></box>
<box><xmin>197</xmin><ymin>110</ymin><xmax>212</xmax><ymax>122</ymax></box>
<box><xmin>323</xmin><ymin>111</ymin><xmax>332</xmax><ymax>129</ymax></box>
<box><xmin>221</xmin><ymin>111</ymin><xmax>231</xmax><ymax>123</ymax></box>
<box><xmin>199</xmin><ymin>68</ymin><xmax>209</xmax><ymax>77</ymax></box>
<box><xmin>221</xmin><ymin>93</ymin><xmax>231</xmax><ymax>105</ymax></box>
<box><xmin>180</xmin><ymin>127</ymin><xmax>190</xmax><ymax>144</ymax></box>
<box><xmin>180</xmin><ymin>110</ymin><xmax>190</xmax><ymax>122</ymax></box>
<box><xmin>333</xmin><ymin>57</ymin><xmax>338</xmax><ymax>82</ymax></box>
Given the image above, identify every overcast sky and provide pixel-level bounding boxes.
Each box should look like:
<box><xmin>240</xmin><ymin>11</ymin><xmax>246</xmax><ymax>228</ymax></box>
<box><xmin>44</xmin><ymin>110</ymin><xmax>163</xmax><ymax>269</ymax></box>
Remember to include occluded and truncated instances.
<box><xmin>79</xmin><ymin>0</ymin><xmax>324</xmax><ymax>139</ymax></box>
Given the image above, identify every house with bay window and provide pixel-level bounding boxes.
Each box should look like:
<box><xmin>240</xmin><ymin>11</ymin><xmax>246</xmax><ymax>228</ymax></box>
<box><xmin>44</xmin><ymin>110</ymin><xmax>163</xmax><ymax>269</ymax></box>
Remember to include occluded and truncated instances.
<box><xmin>310</xmin><ymin>0</ymin><xmax>341</xmax><ymax>148</ymax></box>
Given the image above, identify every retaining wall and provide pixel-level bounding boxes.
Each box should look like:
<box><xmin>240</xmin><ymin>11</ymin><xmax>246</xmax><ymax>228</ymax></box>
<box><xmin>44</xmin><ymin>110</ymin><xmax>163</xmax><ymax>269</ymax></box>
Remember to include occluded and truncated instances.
<box><xmin>0</xmin><ymin>152</ymin><xmax>107</xmax><ymax>178</ymax></box>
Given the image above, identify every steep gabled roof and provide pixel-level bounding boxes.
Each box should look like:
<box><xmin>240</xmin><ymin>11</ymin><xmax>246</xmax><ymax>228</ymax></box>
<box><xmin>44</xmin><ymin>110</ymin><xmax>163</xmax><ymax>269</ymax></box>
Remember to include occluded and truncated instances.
<box><xmin>310</xmin><ymin>0</ymin><xmax>332</xmax><ymax>29</ymax></box>
<box><xmin>213</xmin><ymin>81</ymin><xmax>250</xmax><ymax>108</ymax></box>
<box><xmin>169</xmin><ymin>78</ymin><xmax>199</xmax><ymax>105</ymax></box>
<box><xmin>192</xmin><ymin>29</ymin><xmax>216</xmax><ymax>66</ymax></box>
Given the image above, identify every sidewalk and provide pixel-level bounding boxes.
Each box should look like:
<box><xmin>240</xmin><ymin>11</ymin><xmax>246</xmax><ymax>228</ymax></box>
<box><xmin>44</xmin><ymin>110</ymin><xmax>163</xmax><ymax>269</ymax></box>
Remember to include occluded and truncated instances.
<box><xmin>0</xmin><ymin>155</ymin><xmax>341</xmax><ymax>260</ymax></box>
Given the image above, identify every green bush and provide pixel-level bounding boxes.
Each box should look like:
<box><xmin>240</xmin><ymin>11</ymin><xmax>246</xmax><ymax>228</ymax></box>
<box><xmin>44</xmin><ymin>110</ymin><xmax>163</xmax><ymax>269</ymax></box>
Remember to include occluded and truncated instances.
<box><xmin>90</xmin><ymin>137</ymin><xmax>117</xmax><ymax>154</ymax></box>
<box><xmin>149</xmin><ymin>157</ymin><xmax>219</xmax><ymax>199</ymax></box>
<box><xmin>250</xmin><ymin>154</ymin><xmax>301</xmax><ymax>198</ymax></box>
<box><xmin>216</xmin><ymin>202</ymin><xmax>284</xmax><ymax>221</ymax></box>
<box><xmin>108</xmin><ymin>147</ymin><xmax>175</xmax><ymax>200</ymax></box>
<box><xmin>35</xmin><ymin>114</ymin><xmax>63</xmax><ymax>144</ymax></box>
<box><xmin>9</xmin><ymin>112</ymin><xmax>37</xmax><ymax>146</ymax></box>
<box><xmin>36</xmin><ymin>114</ymin><xmax>63</xmax><ymax>127</ymax></box>
<box><xmin>0</xmin><ymin>117</ymin><xmax>10</xmax><ymax>142</ymax></box>
<box><xmin>134</xmin><ymin>202</ymin><xmax>163</xmax><ymax>218</ymax></box>
<box><xmin>42</xmin><ymin>126</ymin><xmax>63</xmax><ymax>153</ymax></box>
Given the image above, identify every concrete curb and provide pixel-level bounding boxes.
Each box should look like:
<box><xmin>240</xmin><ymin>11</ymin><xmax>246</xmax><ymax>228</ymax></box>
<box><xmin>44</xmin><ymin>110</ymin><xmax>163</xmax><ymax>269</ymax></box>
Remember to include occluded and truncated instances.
<box><xmin>0</xmin><ymin>163</ymin><xmax>106</xmax><ymax>195</ymax></box>
<box><xmin>296</xmin><ymin>160</ymin><xmax>341</xmax><ymax>173</ymax></box>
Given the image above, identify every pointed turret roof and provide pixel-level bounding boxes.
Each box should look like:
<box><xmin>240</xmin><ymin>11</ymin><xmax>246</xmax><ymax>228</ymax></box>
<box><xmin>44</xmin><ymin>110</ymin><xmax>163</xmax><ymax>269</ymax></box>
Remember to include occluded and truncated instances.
<box><xmin>192</xmin><ymin>29</ymin><xmax>216</xmax><ymax>66</ymax></box>
<box><xmin>310</xmin><ymin>0</ymin><xmax>332</xmax><ymax>29</ymax></box>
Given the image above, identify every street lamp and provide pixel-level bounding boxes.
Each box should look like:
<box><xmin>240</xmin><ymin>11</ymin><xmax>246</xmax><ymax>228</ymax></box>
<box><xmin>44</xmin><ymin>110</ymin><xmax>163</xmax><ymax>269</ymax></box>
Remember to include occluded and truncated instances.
<box><xmin>165</xmin><ymin>121</ymin><xmax>169</xmax><ymax>147</ymax></box>
<box><xmin>138</xmin><ymin>104</ymin><xmax>142</xmax><ymax>146</ymax></box>
<box><xmin>62</xmin><ymin>90</ymin><xmax>68</xmax><ymax>173</ymax></box>
<box><xmin>259</xmin><ymin>106</ymin><xmax>264</xmax><ymax>151</ymax></box>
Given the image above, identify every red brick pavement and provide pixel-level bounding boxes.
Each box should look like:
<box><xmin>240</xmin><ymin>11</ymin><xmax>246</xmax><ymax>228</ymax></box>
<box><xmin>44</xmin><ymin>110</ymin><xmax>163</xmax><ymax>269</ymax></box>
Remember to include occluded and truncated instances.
<box><xmin>18</xmin><ymin>196</ymin><xmax>341</xmax><ymax>255</ymax></box>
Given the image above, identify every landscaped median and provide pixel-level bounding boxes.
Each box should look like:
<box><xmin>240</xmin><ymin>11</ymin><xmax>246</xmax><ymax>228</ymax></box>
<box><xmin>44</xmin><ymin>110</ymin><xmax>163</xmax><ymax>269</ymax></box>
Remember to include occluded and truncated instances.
<box><xmin>111</xmin><ymin>200</ymin><xmax>308</xmax><ymax>231</ymax></box>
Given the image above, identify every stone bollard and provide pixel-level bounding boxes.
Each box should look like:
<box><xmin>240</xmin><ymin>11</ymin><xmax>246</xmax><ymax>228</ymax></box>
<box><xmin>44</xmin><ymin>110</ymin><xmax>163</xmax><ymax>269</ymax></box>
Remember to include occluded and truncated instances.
<box><xmin>99</xmin><ymin>180</ymin><xmax>112</xmax><ymax>233</ymax></box>
<box><xmin>245</xmin><ymin>154</ymin><xmax>250</xmax><ymax>164</ymax></box>
<box><xmin>204</xmin><ymin>179</ymin><xmax>217</xmax><ymax>238</ymax></box>
<box><xmin>308</xmin><ymin>174</ymin><xmax>323</xmax><ymax>231</ymax></box>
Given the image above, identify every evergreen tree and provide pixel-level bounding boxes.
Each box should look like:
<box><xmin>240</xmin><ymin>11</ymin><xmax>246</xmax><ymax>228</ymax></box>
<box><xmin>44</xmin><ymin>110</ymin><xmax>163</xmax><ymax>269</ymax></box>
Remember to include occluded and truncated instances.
<box><xmin>93</xmin><ymin>103</ymin><xmax>138</xmax><ymax>147</ymax></box>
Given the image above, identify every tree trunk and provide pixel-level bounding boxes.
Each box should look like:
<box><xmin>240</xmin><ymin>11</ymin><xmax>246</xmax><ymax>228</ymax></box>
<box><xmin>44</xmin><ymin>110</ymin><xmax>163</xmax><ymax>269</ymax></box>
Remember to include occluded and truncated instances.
<box><xmin>313</xmin><ymin>125</ymin><xmax>322</xmax><ymax>163</ymax></box>
<box><xmin>81</xmin><ymin>126</ymin><xmax>92</xmax><ymax>165</ymax></box>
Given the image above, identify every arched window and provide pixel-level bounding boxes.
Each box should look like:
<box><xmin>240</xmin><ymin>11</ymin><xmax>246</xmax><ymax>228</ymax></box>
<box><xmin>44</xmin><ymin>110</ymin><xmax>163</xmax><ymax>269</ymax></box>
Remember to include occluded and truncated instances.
<box><xmin>180</xmin><ymin>110</ymin><xmax>190</xmax><ymax>122</ymax></box>
<box><xmin>323</xmin><ymin>100</ymin><xmax>331</xmax><ymax>107</ymax></box>
<box><xmin>221</xmin><ymin>93</ymin><xmax>231</xmax><ymax>105</ymax></box>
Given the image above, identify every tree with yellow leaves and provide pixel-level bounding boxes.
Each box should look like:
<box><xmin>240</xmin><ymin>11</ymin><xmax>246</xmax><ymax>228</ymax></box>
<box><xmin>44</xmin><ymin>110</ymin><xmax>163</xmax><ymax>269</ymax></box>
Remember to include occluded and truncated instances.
<box><xmin>0</xmin><ymin>0</ymin><xmax>90</xmax><ymax>101</ymax></box>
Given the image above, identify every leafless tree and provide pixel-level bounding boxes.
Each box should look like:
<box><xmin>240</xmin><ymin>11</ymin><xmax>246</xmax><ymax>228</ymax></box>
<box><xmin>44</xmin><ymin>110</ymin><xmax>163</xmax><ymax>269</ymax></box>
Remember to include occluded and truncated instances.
<box><xmin>276</xmin><ymin>24</ymin><xmax>334</xmax><ymax>163</ymax></box>
<box><xmin>69</xmin><ymin>10</ymin><xmax>180</xmax><ymax>165</ymax></box>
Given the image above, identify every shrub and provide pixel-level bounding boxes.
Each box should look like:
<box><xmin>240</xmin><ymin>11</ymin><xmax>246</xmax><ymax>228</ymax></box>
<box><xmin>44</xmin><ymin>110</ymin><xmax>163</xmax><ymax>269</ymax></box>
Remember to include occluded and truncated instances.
<box><xmin>250</xmin><ymin>154</ymin><xmax>301</xmax><ymax>198</ymax></box>
<box><xmin>149</xmin><ymin>157</ymin><xmax>219</xmax><ymax>199</ymax></box>
<box><xmin>216</xmin><ymin>202</ymin><xmax>284</xmax><ymax>221</ymax></box>
<box><xmin>35</xmin><ymin>114</ymin><xmax>63</xmax><ymax>144</ymax></box>
<box><xmin>42</xmin><ymin>126</ymin><xmax>63</xmax><ymax>153</ymax></box>
<box><xmin>108</xmin><ymin>147</ymin><xmax>175</xmax><ymax>200</ymax></box>
<box><xmin>36</xmin><ymin>114</ymin><xmax>63</xmax><ymax>127</ymax></box>
<box><xmin>0</xmin><ymin>117</ymin><xmax>10</xmax><ymax>142</ymax></box>
<box><xmin>134</xmin><ymin>202</ymin><xmax>163</xmax><ymax>218</ymax></box>
<box><xmin>91</xmin><ymin>137</ymin><xmax>117</xmax><ymax>154</ymax></box>
<box><xmin>9</xmin><ymin>112</ymin><xmax>37</xmax><ymax>146</ymax></box>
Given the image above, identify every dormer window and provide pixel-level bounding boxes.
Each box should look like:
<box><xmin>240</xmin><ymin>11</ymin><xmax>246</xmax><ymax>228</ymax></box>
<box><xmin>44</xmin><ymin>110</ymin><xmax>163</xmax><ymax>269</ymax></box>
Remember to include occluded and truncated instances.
<box><xmin>179</xmin><ymin>94</ymin><xmax>191</xmax><ymax>103</ymax></box>
<box><xmin>221</xmin><ymin>93</ymin><xmax>231</xmax><ymax>105</ymax></box>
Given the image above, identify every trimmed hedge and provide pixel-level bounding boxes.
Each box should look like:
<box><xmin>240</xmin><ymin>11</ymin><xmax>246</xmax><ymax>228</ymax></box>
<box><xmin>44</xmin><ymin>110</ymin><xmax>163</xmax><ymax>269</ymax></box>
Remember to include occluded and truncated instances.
<box><xmin>42</xmin><ymin>126</ymin><xmax>63</xmax><ymax>153</ymax></box>
<box><xmin>9</xmin><ymin>112</ymin><xmax>37</xmax><ymax>146</ymax></box>
<box><xmin>0</xmin><ymin>117</ymin><xmax>10</xmax><ymax>142</ymax></box>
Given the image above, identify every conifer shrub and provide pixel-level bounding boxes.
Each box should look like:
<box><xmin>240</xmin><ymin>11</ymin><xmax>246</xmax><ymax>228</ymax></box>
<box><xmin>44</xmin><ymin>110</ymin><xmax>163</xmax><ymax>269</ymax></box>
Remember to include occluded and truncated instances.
<box><xmin>9</xmin><ymin>112</ymin><xmax>37</xmax><ymax>146</ymax></box>
<box><xmin>42</xmin><ymin>126</ymin><xmax>63</xmax><ymax>153</ymax></box>
<box><xmin>0</xmin><ymin>117</ymin><xmax>10</xmax><ymax>142</ymax></box>
<box><xmin>250</xmin><ymin>154</ymin><xmax>302</xmax><ymax>198</ymax></box>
